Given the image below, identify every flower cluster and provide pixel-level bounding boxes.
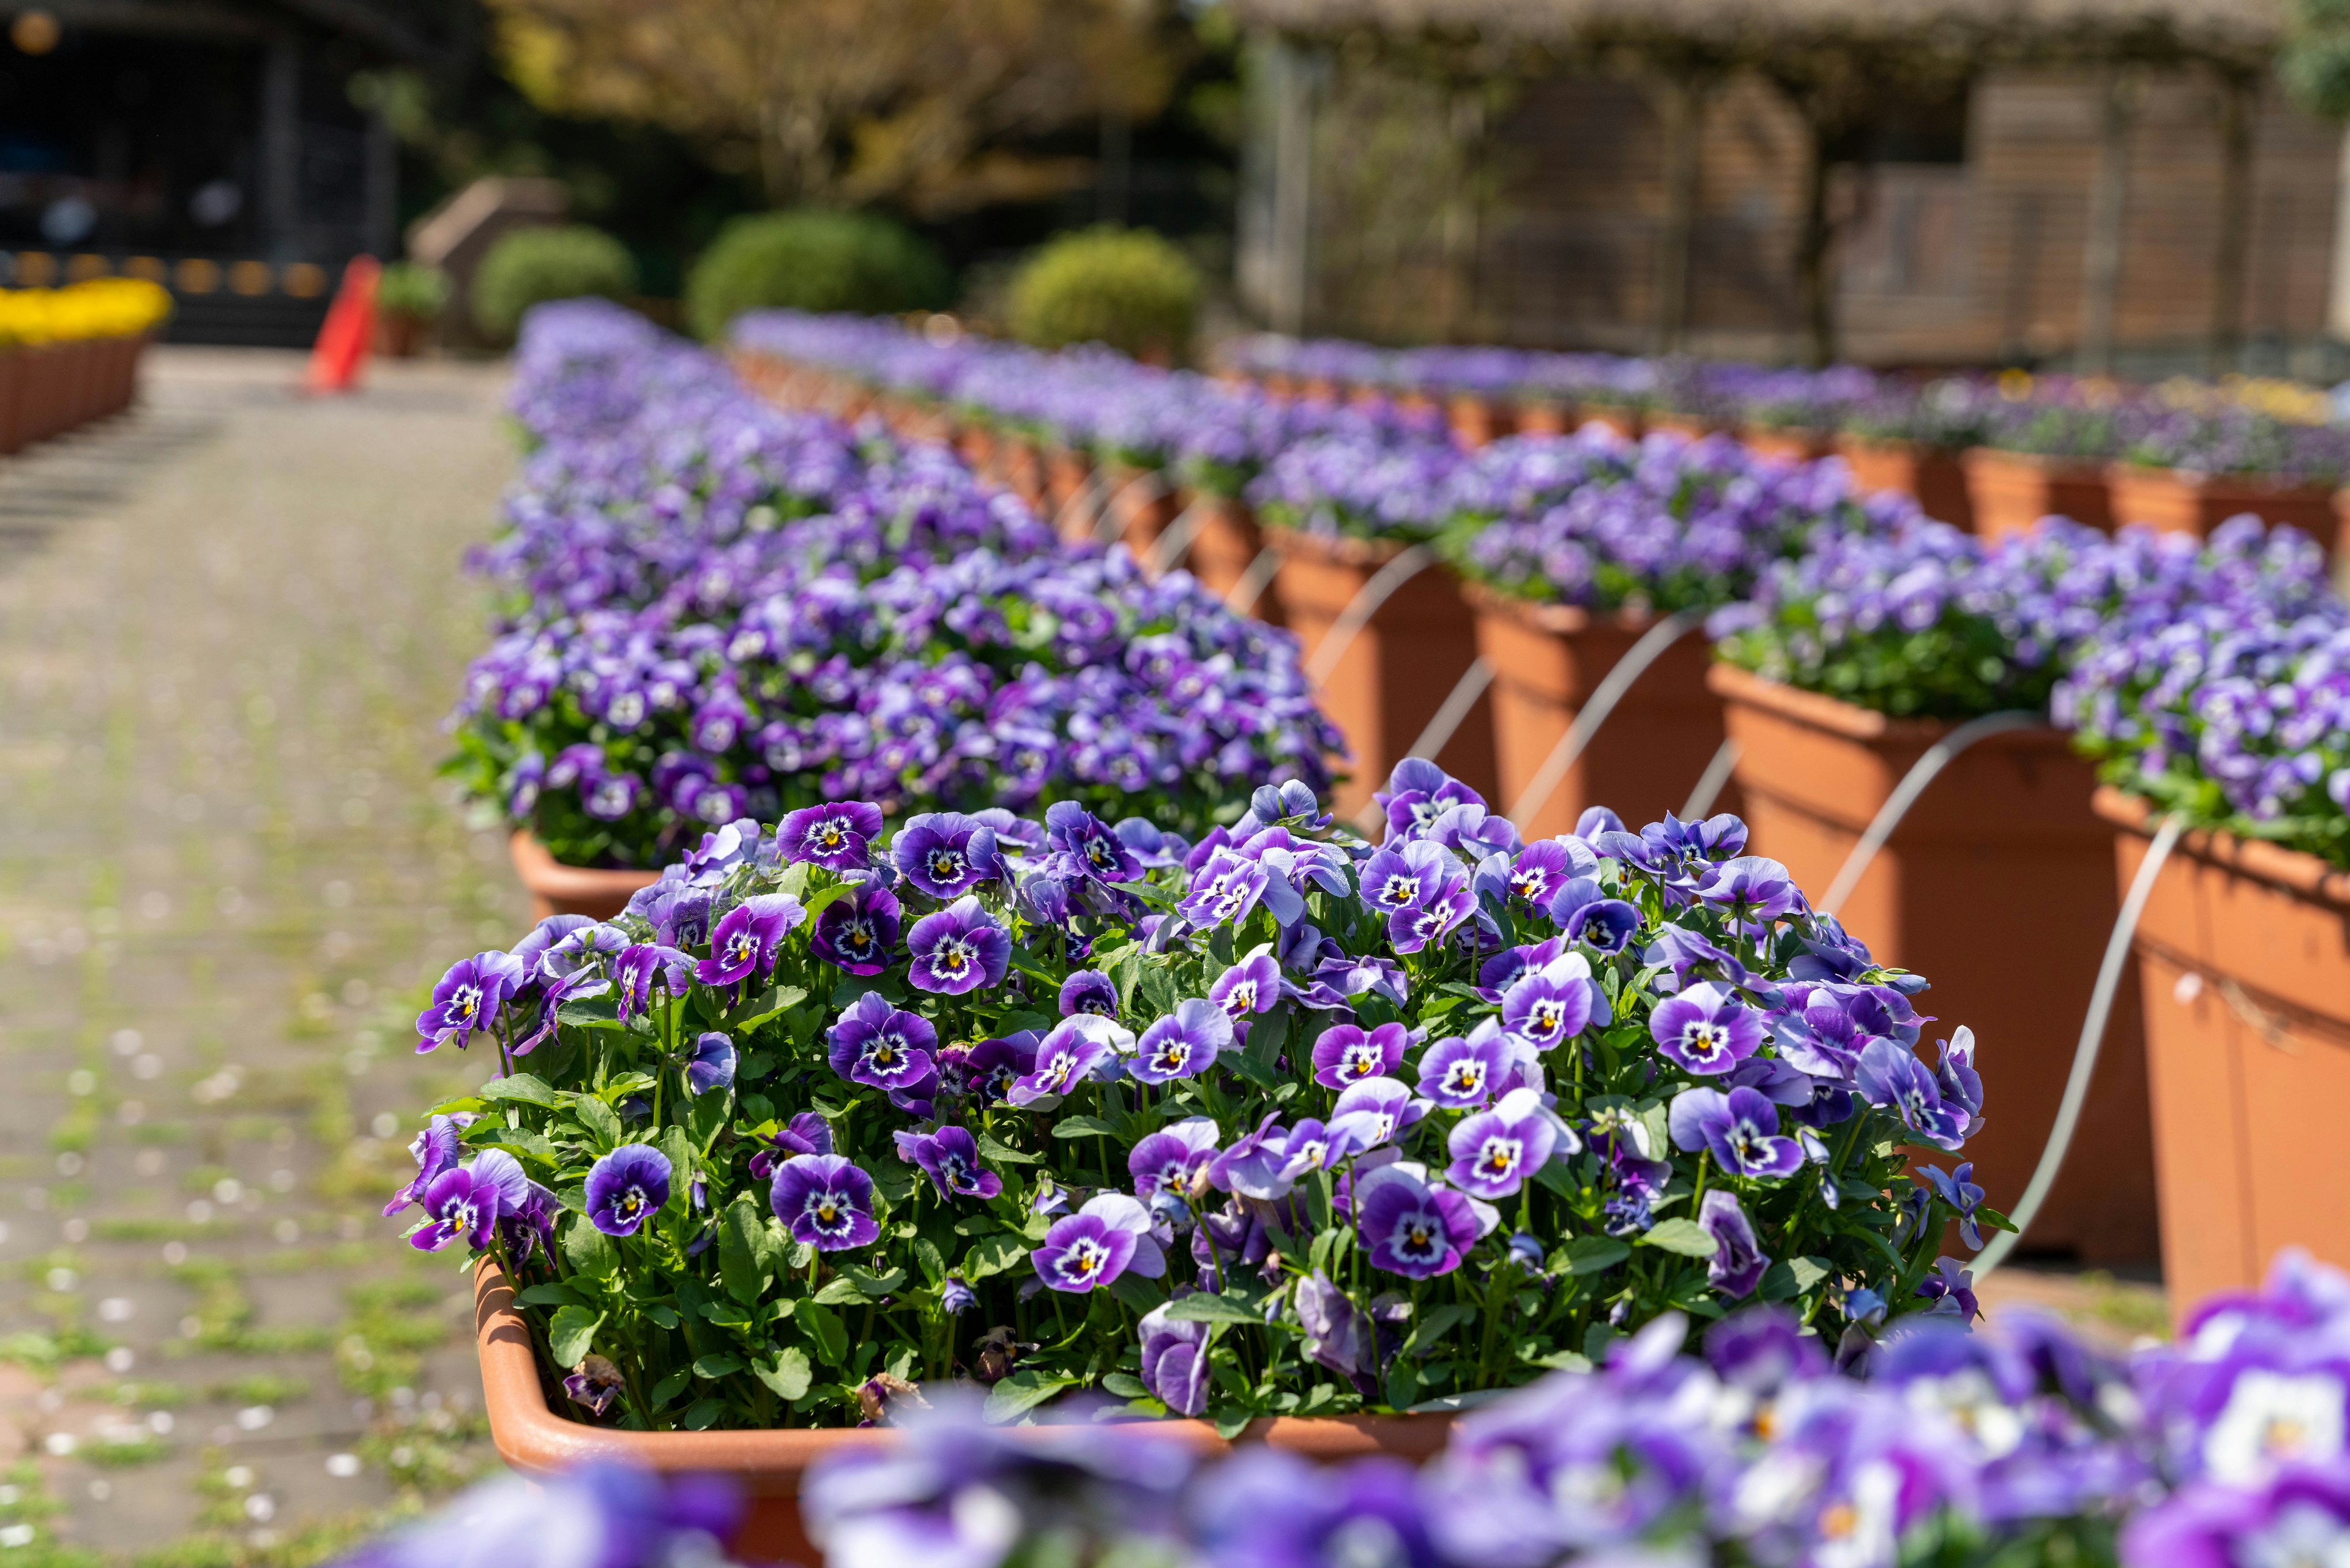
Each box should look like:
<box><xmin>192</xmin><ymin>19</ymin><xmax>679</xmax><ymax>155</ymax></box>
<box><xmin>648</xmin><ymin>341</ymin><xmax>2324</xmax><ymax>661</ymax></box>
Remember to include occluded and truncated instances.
<box><xmin>801</xmin><ymin>1249</ymin><xmax>2350</xmax><ymax>1568</ymax></box>
<box><xmin>1441</xmin><ymin>428</ymin><xmax>1916</xmax><ymax>613</ymax></box>
<box><xmin>2061</xmin><ymin>589</ymin><xmax>2350</xmax><ymax>867</ymax></box>
<box><xmin>332</xmin><ymin>1460</ymin><xmax>742</xmax><ymax>1568</ymax></box>
<box><xmin>453</xmin><ymin>304</ymin><xmax>1341</xmax><ymax>868</ymax></box>
<box><xmin>392</xmin><ymin>754</ymin><xmax>1990</xmax><ymax>1433</ymax></box>
<box><xmin>1712</xmin><ymin>514</ymin><xmax>2338</xmax><ymax>720</ymax></box>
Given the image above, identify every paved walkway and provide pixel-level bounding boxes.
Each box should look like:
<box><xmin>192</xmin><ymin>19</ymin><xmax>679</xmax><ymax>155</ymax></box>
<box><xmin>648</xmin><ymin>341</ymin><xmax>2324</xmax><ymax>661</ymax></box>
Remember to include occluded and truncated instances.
<box><xmin>0</xmin><ymin>349</ymin><xmax>523</xmax><ymax>1566</ymax></box>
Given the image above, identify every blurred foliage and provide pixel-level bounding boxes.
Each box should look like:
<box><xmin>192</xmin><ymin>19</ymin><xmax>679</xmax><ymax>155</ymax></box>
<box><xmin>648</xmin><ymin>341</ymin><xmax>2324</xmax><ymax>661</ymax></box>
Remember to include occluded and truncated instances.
<box><xmin>376</xmin><ymin>262</ymin><xmax>452</xmax><ymax>321</ymax></box>
<box><xmin>684</xmin><ymin>209</ymin><xmax>952</xmax><ymax>340</ymax></box>
<box><xmin>2286</xmin><ymin>0</ymin><xmax>2350</xmax><ymax>119</ymax></box>
<box><xmin>1007</xmin><ymin>224</ymin><xmax>1201</xmax><ymax>356</ymax></box>
<box><xmin>472</xmin><ymin>226</ymin><xmax>640</xmax><ymax>340</ymax></box>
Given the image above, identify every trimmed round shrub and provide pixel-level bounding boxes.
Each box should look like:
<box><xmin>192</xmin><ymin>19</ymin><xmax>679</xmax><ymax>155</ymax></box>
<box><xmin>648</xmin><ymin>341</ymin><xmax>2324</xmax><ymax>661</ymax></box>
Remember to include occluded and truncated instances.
<box><xmin>684</xmin><ymin>209</ymin><xmax>950</xmax><ymax>341</ymax></box>
<box><xmin>377</xmin><ymin>260</ymin><xmax>450</xmax><ymax>321</ymax></box>
<box><xmin>472</xmin><ymin>225</ymin><xmax>638</xmax><ymax>343</ymax></box>
<box><xmin>1007</xmin><ymin>226</ymin><xmax>1201</xmax><ymax>359</ymax></box>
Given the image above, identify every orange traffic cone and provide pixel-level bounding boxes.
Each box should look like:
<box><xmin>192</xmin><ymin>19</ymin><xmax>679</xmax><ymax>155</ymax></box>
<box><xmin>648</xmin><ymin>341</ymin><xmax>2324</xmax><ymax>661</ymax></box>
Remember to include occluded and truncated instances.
<box><xmin>305</xmin><ymin>255</ymin><xmax>382</xmax><ymax>394</ymax></box>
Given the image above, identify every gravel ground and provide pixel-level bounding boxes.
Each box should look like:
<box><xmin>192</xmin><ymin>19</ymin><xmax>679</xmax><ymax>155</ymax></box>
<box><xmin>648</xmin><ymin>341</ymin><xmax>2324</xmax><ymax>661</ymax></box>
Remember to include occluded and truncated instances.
<box><xmin>0</xmin><ymin>348</ymin><xmax>524</xmax><ymax>1567</ymax></box>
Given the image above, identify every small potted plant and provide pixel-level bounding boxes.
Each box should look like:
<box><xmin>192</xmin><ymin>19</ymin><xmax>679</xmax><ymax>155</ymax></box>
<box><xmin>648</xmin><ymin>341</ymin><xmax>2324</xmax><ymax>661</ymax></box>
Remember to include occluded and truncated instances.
<box><xmin>2105</xmin><ymin>405</ymin><xmax>2349</xmax><ymax>548</ymax></box>
<box><xmin>1957</xmin><ymin>376</ymin><xmax>2122</xmax><ymax>541</ymax></box>
<box><xmin>2061</xmin><ymin>591</ymin><xmax>2350</xmax><ymax>1312</ymax></box>
<box><xmin>401</xmin><ymin>757</ymin><xmax>1994</xmax><ymax>1558</ymax></box>
<box><xmin>1830</xmin><ymin>377</ymin><xmax>1990</xmax><ymax>532</ymax></box>
<box><xmin>376</xmin><ymin>261</ymin><xmax>450</xmax><ymax>357</ymax></box>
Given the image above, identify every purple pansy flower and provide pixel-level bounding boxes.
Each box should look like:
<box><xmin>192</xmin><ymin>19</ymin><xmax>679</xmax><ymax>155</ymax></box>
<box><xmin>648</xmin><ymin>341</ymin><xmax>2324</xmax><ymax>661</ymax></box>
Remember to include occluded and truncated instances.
<box><xmin>1311</xmin><ymin>1021</ymin><xmax>1409</xmax><ymax>1089</ymax></box>
<box><xmin>1446</xmin><ymin>1087</ymin><xmax>1564</xmax><ymax>1200</ymax></box>
<box><xmin>905</xmin><ymin>897</ymin><xmax>1010</xmax><ymax>996</ymax></box>
<box><xmin>1548</xmin><ymin>878</ymin><xmax>1644</xmax><ymax>954</ymax></box>
<box><xmin>1855</xmin><ymin>1037</ymin><xmax>1970</xmax><ymax>1149</ymax></box>
<box><xmin>961</xmin><ymin>1032</ymin><xmax>1039</xmax><ymax>1106</ymax></box>
<box><xmin>1206</xmin><ymin>1113</ymin><xmax>1295</xmax><ymax>1200</ymax></box>
<box><xmin>1009</xmin><ymin>1015</ymin><xmax>1128</xmax><ymax>1105</ymax></box>
<box><xmin>695</xmin><ymin>894</ymin><xmax>807</xmax><ymax>988</ymax></box>
<box><xmin>1416</xmin><ymin>1028</ymin><xmax>1512</xmax><ymax>1110</ymax></box>
<box><xmin>1209</xmin><ymin>948</ymin><xmax>1280</xmax><ymax>1021</ymax></box>
<box><xmin>1277</xmin><ymin>1116</ymin><xmax>1352</xmax><ymax>1182</ymax></box>
<box><xmin>1130</xmin><ymin>1117</ymin><xmax>1222</xmax><ymax>1200</ymax></box>
<box><xmin>1650</xmin><ymin>980</ymin><xmax>1764</xmax><ymax>1075</ymax></box>
<box><xmin>685</xmin><ymin>1031</ymin><xmax>737</xmax><ymax>1096</ymax></box>
<box><xmin>779</xmin><ymin>801</ymin><xmax>883</xmax><ymax>870</ymax></box>
<box><xmin>409</xmin><ymin>1163</ymin><xmax>503</xmax><ymax>1252</ymax></box>
<box><xmin>769</xmin><ymin>1153</ymin><xmax>880</xmax><ymax>1251</ymax></box>
<box><xmin>940</xmin><ymin>1275</ymin><xmax>977</xmax><ymax>1315</ymax></box>
<box><xmin>585</xmin><ymin>1145</ymin><xmax>672</xmax><ymax>1238</ymax></box>
<box><xmin>1046</xmin><ymin>800</ymin><xmax>1141</xmax><ymax>884</ymax></box>
<box><xmin>1356</xmin><ymin>1163</ymin><xmax>1483</xmax><ymax>1280</ymax></box>
<box><xmin>1138</xmin><ymin>1301</ymin><xmax>1213</xmax><ymax>1416</ymax></box>
<box><xmin>1922</xmin><ymin>1162</ymin><xmax>1988</xmax><ymax>1250</ymax></box>
<box><xmin>1179</xmin><ymin>847</ymin><xmax>1269</xmax><ymax>928</ymax></box>
<box><xmin>809</xmin><ymin>881</ymin><xmax>901</xmax><ymax>976</ymax></box>
<box><xmin>1507</xmin><ymin>839</ymin><xmax>1591</xmax><ymax>909</ymax></box>
<box><xmin>416</xmin><ymin>950</ymin><xmax>528</xmax><ymax>1053</ymax></box>
<box><xmin>1668</xmin><ymin>1086</ymin><xmax>1805</xmax><ymax>1179</ymax></box>
<box><xmin>1132</xmin><ymin>999</ymin><xmax>1234</xmax><ymax>1085</ymax></box>
<box><xmin>747</xmin><ymin>1111</ymin><xmax>832</xmax><ymax>1180</ymax></box>
<box><xmin>893</xmin><ymin>812</ymin><xmax>999</xmax><ymax>900</ymax></box>
<box><xmin>384</xmin><ymin>1114</ymin><xmax>467</xmax><ymax>1217</ymax></box>
<box><xmin>1059</xmin><ymin>969</ymin><xmax>1120</xmax><ymax>1018</ymax></box>
<box><xmin>1500</xmin><ymin>957</ymin><xmax>1597</xmax><ymax>1053</ymax></box>
<box><xmin>1031</xmin><ymin>1193</ymin><xmax>1166</xmax><ymax>1293</ymax></box>
<box><xmin>891</xmin><ymin>1126</ymin><xmax>1002</xmax><ymax>1201</ymax></box>
<box><xmin>1699</xmin><ymin>1189</ymin><xmax>1770</xmax><ymax>1297</ymax></box>
<box><xmin>1328</xmin><ymin>1076</ymin><xmax>1430</xmax><ymax>1152</ymax></box>
<box><xmin>613</xmin><ymin>943</ymin><xmax>694</xmax><ymax>1023</ymax></box>
<box><xmin>826</xmin><ymin>991</ymin><xmax>939</xmax><ymax>1092</ymax></box>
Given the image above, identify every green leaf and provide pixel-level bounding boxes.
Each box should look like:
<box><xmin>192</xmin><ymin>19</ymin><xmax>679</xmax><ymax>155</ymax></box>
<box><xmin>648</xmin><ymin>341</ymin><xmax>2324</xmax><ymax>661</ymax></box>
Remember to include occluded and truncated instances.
<box><xmin>912</xmin><ymin>1237</ymin><xmax>946</xmax><ymax>1285</ymax></box>
<box><xmin>692</xmin><ymin>1353</ymin><xmax>744</xmax><ymax>1380</ymax></box>
<box><xmin>1163</xmin><ymin>1294</ymin><xmax>1265</xmax><ymax>1327</ymax></box>
<box><xmin>547</xmin><ymin>1305</ymin><xmax>602</xmax><ymax>1368</ymax></box>
<box><xmin>1213</xmin><ymin>1405</ymin><xmax>1254</xmax><ymax>1440</ymax></box>
<box><xmin>649</xmin><ymin>1369</ymin><xmax>691</xmax><ymax>1408</ymax></box>
<box><xmin>1384</xmin><ymin>1359</ymin><xmax>1420</xmax><ymax>1411</ymax></box>
<box><xmin>961</xmin><ymin>1233</ymin><xmax>1028</xmax><ymax>1282</ymax></box>
<box><xmin>479</xmin><ymin>1073</ymin><xmax>562</xmax><ymax>1109</ymax></box>
<box><xmin>572</xmin><ymin>1094</ymin><xmax>623</xmax><ymax>1151</ymax></box>
<box><xmin>983</xmin><ymin>1369</ymin><xmax>1077</xmax><ymax>1424</ymax></box>
<box><xmin>563</xmin><ymin>1217</ymin><xmax>618</xmax><ymax>1279</ymax></box>
<box><xmin>813</xmin><ymin>1276</ymin><xmax>868</xmax><ymax>1306</ymax></box>
<box><xmin>1759</xmin><ymin>1255</ymin><xmax>1836</xmax><ymax>1302</ymax></box>
<box><xmin>1100</xmin><ymin>1372</ymin><xmax>1150</xmax><ymax>1399</ymax></box>
<box><xmin>643</xmin><ymin>1304</ymin><xmax>681</xmax><ymax>1331</ymax></box>
<box><xmin>976</xmin><ymin>1134</ymin><xmax>1040</xmax><ymax>1165</ymax></box>
<box><xmin>720</xmin><ymin>1195</ymin><xmax>773</xmax><ymax>1308</ymax></box>
<box><xmin>515</xmin><ymin>1283</ymin><xmax>578</xmax><ymax>1309</ymax></box>
<box><xmin>1051</xmin><ymin>1116</ymin><xmax>1120</xmax><ymax>1140</ymax></box>
<box><xmin>1230</xmin><ymin>1004</ymin><xmax>1288</xmax><ymax>1091</ymax></box>
<box><xmin>726</xmin><ymin>984</ymin><xmax>808</xmax><ymax>1033</ymax></box>
<box><xmin>755</xmin><ymin>1348</ymin><xmax>811</xmax><ymax>1402</ymax></box>
<box><xmin>1562</xmin><ymin>1237</ymin><xmax>1633</xmax><ymax>1275</ymax></box>
<box><xmin>683</xmin><ymin>1398</ymin><xmax>725</xmax><ymax>1430</ymax></box>
<box><xmin>1110</xmin><ymin>1272</ymin><xmax>1165</xmax><ymax>1316</ymax></box>
<box><xmin>1402</xmin><ymin>1304</ymin><xmax>1472</xmax><ymax>1357</ymax></box>
<box><xmin>1528</xmin><ymin>1349</ymin><xmax>1593</xmax><ymax>1373</ymax></box>
<box><xmin>556</xmin><ymin>998</ymin><xmax>634</xmax><ymax>1034</ymax></box>
<box><xmin>843</xmin><ymin>1266</ymin><xmax>908</xmax><ymax>1299</ymax></box>
<box><xmin>1639</xmin><ymin>1219</ymin><xmax>1718</xmax><ymax>1258</ymax></box>
<box><xmin>799</xmin><ymin>1300</ymin><xmax>849</xmax><ymax>1366</ymax></box>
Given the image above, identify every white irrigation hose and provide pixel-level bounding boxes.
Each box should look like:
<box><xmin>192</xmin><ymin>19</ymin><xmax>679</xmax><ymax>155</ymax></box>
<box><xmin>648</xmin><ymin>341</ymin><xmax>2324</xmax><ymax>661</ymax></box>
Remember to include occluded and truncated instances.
<box><xmin>1094</xmin><ymin>469</ymin><xmax>1174</xmax><ymax>547</ymax></box>
<box><xmin>1681</xmin><ymin>737</ymin><xmax>1742</xmax><ymax>821</ymax></box>
<box><xmin>1053</xmin><ymin>468</ymin><xmax>1107</xmax><ymax>541</ymax></box>
<box><xmin>1815</xmin><ymin>711</ymin><xmax>2043</xmax><ymax>917</ymax></box>
<box><xmin>1303</xmin><ymin>545</ymin><xmax>1438</xmax><ymax>686</ymax></box>
<box><xmin>1354</xmin><ymin>658</ymin><xmax>1498</xmax><ymax>832</ymax></box>
<box><xmin>1505</xmin><ymin>610</ymin><xmax>1707</xmax><ymax>831</ymax></box>
<box><xmin>1146</xmin><ymin>496</ymin><xmax>1212</xmax><ymax>575</ymax></box>
<box><xmin>1227</xmin><ymin>547</ymin><xmax>1284</xmax><ymax>616</ymax></box>
<box><xmin>1974</xmin><ymin>812</ymin><xmax>2185</xmax><ymax>1276</ymax></box>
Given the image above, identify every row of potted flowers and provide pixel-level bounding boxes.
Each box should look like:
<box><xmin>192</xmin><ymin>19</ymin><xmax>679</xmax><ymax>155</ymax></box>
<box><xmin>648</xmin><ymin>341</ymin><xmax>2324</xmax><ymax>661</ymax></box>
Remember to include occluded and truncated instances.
<box><xmin>1219</xmin><ymin>331</ymin><xmax>2350</xmax><ymax>547</ymax></box>
<box><xmin>715</xmin><ymin>309</ymin><xmax>2350</xmax><ymax>1288</ymax></box>
<box><xmin>364</xmin><ymin>1247</ymin><xmax>2350</xmax><ymax>1568</ymax></box>
<box><xmin>0</xmin><ymin>278</ymin><xmax>171</xmax><ymax>454</ymax></box>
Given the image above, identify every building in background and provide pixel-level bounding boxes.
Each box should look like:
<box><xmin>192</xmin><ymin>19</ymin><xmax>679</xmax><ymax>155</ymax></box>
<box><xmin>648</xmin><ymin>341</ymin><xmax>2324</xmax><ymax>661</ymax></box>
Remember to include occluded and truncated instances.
<box><xmin>0</xmin><ymin>0</ymin><xmax>425</xmax><ymax>344</ymax></box>
<box><xmin>1233</xmin><ymin>0</ymin><xmax>2345</xmax><ymax>378</ymax></box>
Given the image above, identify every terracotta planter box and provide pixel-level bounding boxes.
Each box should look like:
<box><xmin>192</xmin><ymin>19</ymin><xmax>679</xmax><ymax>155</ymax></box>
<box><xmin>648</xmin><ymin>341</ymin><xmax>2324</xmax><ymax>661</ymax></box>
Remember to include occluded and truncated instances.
<box><xmin>1185</xmin><ymin>493</ymin><xmax>1284</xmax><ymax>624</ymax></box>
<box><xmin>1267</xmin><ymin>527</ymin><xmax>1496</xmax><ymax>819</ymax></box>
<box><xmin>2095</xmin><ymin>788</ymin><xmax>2350</xmax><ymax>1312</ymax></box>
<box><xmin>1002</xmin><ymin>436</ymin><xmax>1047</xmax><ymax>512</ymax></box>
<box><xmin>1103</xmin><ymin>463</ymin><xmax>1180</xmax><ymax>557</ymax></box>
<box><xmin>1740</xmin><ymin>427</ymin><xmax>1833</xmax><ymax>463</ymax></box>
<box><xmin>509</xmin><ymin>831</ymin><xmax>659</xmax><ymax>924</ymax></box>
<box><xmin>0</xmin><ymin>350</ymin><xmax>26</xmax><ymax>455</ymax></box>
<box><xmin>1958</xmin><ymin>449</ymin><xmax>2113</xmax><ymax>542</ymax></box>
<box><xmin>2105</xmin><ymin>464</ymin><xmax>2343</xmax><ymax>548</ymax></box>
<box><xmin>1466</xmin><ymin>582</ymin><xmax>1734</xmax><ymax>841</ymax></box>
<box><xmin>1044</xmin><ymin>444</ymin><xmax>1092</xmax><ymax>534</ymax></box>
<box><xmin>1646</xmin><ymin>413</ymin><xmax>1716</xmax><ymax>443</ymax></box>
<box><xmin>1835</xmin><ymin>436</ymin><xmax>1974</xmax><ymax>532</ymax></box>
<box><xmin>1445</xmin><ymin>393</ymin><xmax>1513</xmax><ymax>449</ymax></box>
<box><xmin>475</xmin><ymin>1262</ymin><xmax>1452</xmax><ymax>1567</ymax></box>
<box><xmin>1710</xmin><ymin>666</ymin><xmax>2158</xmax><ymax>1264</ymax></box>
<box><xmin>1513</xmin><ymin>400</ymin><xmax>1570</xmax><ymax>438</ymax></box>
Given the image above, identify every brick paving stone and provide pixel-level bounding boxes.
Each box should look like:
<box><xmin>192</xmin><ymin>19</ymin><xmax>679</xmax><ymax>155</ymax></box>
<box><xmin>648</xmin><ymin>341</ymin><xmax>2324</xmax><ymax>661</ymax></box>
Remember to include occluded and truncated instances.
<box><xmin>0</xmin><ymin>348</ymin><xmax>525</xmax><ymax>1565</ymax></box>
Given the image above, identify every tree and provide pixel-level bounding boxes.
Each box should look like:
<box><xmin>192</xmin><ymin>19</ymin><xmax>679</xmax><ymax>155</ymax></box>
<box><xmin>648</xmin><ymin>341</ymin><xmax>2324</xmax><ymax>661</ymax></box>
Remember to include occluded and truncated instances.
<box><xmin>487</xmin><ymin>0</ymin><xmax>1183</xmax><ymax>215</ymax></box>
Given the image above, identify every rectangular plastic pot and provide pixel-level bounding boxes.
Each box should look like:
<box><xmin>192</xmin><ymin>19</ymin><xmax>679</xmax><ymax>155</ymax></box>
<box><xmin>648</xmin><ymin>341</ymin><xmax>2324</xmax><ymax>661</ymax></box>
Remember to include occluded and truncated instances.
<box><xmin>509</xmin><ymin>831</ymin><xmax>658</xmax><ymax>924</ymax></box>
<box><xmin>1833</xmin><ymin>436</ymin><xmax>1974</xmax><ymax>532</ymax></box>
<box><xmin>1740</xmin><ymin>427</ymin><xmax>1832</xmax><ymax>463</ymax></box>
<box><xmin>473</xmin><ymin>1262</ymin><xmax>1453</xmax><ymax>1567</ymax></box>
<box><xmin>1958</xmin><ymin>449</ymin><xmax>2113</xmax><ymax>542</ymax></box>
<box><xmin>2105</xmin><ymin>464</ymin><xmax>2342</xmax><ymax>551</ymax></box>
<box><xmin>2095</xmin><ymin>787</ymin><xmax>2350</xmax><ymax>1313</ymax></box>
<box><xmin>1266</xmin><ymin>526</ymin><xmax>1497</xmax><ymax>819</ymax></box>
<box><xmin>1445</xmin><ymin>394</ymin><xmax>1513</xmax><ymax>449</ymax></box>
<box><xmin>1103</xmin><ymin>463</ymin><xmax>1180</xmax><ymax>558</ymax></box>
<box><xmin>1185</xmin><ymin>493</ymin><xmax>1284</xmax><ymax>624</ymax></box>
<box><xmin>1466</xmin><ymin>581</ymin><xmax>1734</xmax><ymax>841</ymax></box>
<box><xmin>1710</xmin><ymin>666</ymin><xmax>2158</xmax><ymax>1265</ymax></box>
